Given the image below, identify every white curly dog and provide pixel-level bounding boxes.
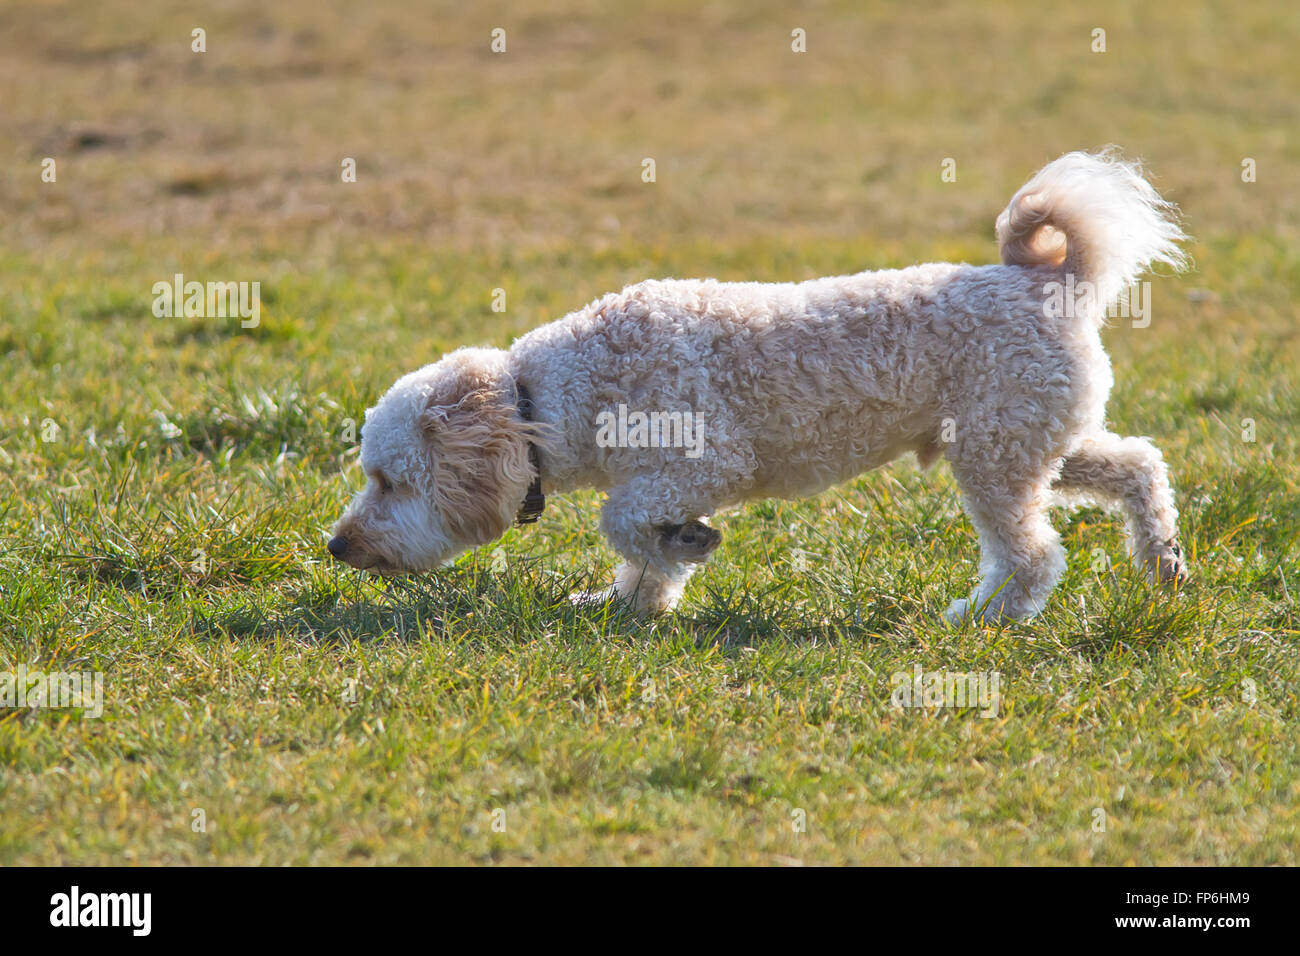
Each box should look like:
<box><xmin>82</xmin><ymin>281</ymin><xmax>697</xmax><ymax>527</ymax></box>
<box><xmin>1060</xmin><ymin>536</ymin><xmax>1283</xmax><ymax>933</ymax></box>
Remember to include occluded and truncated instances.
<box><xmin>330</xmin><ymin>150</ymin><xmax>1189</xmax><ymax>622</ymax></box>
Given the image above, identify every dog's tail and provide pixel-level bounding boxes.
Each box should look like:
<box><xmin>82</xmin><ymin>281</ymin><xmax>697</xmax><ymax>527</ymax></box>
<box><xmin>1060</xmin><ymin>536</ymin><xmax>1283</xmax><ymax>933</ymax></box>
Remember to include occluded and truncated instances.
<box><xmin>996</xmin><ymin>149</ymin><xmax>1189</xmax><ymax>318</ymax></box>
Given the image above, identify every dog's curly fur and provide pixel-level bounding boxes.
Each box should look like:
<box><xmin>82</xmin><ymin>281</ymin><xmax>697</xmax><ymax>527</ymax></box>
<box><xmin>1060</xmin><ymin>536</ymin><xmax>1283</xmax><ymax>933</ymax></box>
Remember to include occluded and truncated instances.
<box><xmin>331</xmin><ymin>150</ymin><xmax>1190</xmax><ymax>622</ymax></box>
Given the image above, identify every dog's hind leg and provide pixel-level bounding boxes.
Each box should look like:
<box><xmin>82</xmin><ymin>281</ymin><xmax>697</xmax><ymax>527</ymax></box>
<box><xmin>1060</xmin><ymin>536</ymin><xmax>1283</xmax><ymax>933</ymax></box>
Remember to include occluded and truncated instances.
<box><xmin>946</xmin><ymin>462</ymin><xmax>1067</xmax><ymax>625</ymax></box>
<box><xmin>1053</xmin><ymin>432</ymin><xmax>1186</xmax><ymax>582</ymax></box>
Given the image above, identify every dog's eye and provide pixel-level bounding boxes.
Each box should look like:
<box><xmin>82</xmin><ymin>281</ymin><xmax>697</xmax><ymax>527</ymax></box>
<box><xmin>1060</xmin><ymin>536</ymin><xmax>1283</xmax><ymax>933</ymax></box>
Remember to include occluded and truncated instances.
<box><xmin>373</xmin><ymin>471</ymin><xmax>393</xmax><ymax>494</ymax></box>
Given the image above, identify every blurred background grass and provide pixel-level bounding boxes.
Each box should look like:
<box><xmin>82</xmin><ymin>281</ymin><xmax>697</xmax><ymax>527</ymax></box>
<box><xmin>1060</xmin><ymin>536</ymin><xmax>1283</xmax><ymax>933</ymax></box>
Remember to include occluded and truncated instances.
<box><xmin>2</xmin><ymin>0</ymin><xmax>1297</xmax><ymax>252</ymax></box>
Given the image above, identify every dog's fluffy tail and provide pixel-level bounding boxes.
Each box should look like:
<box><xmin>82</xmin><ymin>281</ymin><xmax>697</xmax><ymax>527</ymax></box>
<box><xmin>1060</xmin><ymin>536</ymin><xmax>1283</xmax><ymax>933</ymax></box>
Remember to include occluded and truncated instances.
<box><xmin>996</xmin><ymin>149</ymin><xmax>1189</xmax><ymax>317</ymax></box>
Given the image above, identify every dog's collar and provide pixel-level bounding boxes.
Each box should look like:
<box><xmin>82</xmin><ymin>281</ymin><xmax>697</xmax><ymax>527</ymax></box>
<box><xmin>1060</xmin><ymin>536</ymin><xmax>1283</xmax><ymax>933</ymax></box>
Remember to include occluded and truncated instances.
<box><xmin>514</xmin><ymin>382</ymin><xmax>545</xmax><ymax>525</ymax></box>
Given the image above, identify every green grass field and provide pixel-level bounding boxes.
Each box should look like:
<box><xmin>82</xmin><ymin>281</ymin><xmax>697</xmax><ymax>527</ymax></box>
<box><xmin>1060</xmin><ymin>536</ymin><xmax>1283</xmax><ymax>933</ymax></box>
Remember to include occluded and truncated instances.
<box><xmin>1</xmin><ymin>0</ymin><xmax>1297</xmax><ymax>864</ymax></box>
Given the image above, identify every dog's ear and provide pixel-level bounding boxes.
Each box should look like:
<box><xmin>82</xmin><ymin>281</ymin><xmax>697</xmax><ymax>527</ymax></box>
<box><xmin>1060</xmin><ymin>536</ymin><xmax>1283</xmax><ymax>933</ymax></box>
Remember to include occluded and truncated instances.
<box><xmin>419</xmin><ymin>370</ymin><xmax>534</xmax><ymax>545</ymax></box>
<box><xmin>418</xmin><ymin>381</ymin><xmax>497</xmax><ymax>437</ymax></box>
<box><xmin>418</xmin><ymin>357</ymin><xmax>503</xmax><ymax>435</ymax></box>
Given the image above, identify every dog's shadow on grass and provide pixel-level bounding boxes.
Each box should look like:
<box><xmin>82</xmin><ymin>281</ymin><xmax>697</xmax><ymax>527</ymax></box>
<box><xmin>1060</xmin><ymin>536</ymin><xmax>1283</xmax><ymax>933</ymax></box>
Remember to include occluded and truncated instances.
<box><xmin>191</xmin><ymin>575</ymin><xmax>1205</xmax><ymax>667</ymax></box>
<box><xmin>664</xmin><ymin>579</ymin><xmax>921</xmax><ymax>648</ymax></box>
<box><xmin>187</xmin><ymin>563</ymin><xmax>651</xmax><ymax>646</ymax></box>
<box><xmin>189</xmin><ymin>561</ymin><xmax>923</xmax><ymax>648</ymax></box>
<box><xmin>189</xmin><ymin>559</ymin><xmax>1200</xmax><ymax>658</ymax></box>
<box><xmin>192</xmin><ymin>595</ymin><xmax>450</xmax><ymax>646</ymax></box>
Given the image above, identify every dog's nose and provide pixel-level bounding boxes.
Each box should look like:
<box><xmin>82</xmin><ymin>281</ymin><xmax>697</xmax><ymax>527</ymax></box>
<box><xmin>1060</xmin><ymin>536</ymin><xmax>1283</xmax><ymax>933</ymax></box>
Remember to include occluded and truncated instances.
<box><xmin>327</xmin><ymin>536</ymin><xmax>349</xmax><ymax>559</ymax></box>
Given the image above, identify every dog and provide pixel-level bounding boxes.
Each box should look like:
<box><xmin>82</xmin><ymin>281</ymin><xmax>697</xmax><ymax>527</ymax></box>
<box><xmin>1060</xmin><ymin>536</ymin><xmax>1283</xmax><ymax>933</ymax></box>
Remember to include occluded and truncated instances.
<box><xmin>329</xmin><ymin>150</ymin><xmax>1189</xmax><ymax>622</ymax></box>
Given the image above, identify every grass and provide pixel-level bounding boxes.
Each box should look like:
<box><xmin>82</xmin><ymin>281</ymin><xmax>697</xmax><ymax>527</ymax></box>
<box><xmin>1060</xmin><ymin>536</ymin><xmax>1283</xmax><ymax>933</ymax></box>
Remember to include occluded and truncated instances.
<box><xmin>0</xmin><ymin>0</ymin><xmax>1297</xmax><ymax>864</ymax></box>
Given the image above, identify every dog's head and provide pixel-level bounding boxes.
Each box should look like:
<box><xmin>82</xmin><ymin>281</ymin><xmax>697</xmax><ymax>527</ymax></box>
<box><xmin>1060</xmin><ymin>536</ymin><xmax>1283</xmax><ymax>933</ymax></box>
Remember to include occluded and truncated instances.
<box><xmin>328</xmin><ymin>347</ymin><xmax>540</xmax><ymax>573</ymax></box>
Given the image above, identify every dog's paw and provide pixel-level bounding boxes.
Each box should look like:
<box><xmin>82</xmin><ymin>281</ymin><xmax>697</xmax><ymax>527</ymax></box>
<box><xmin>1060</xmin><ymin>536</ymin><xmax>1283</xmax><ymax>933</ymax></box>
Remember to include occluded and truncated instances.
<box><xmin>657</xmin><ymin>519</ymin><xmax>721</xmax><ymax>564</ymax></box>
<box><xmin>944</xmin><ymin>594</ymin><xmax>1031</xmax><ymax>626</ymax></box>
<box><xmin>569</xmin><ymin>585</ymin><xmax>673</xmax><ymax>618</ymax></box>
<box><xmin>569</xmin><ymin>587</ymin><xmax>620</xmax><ymax>608</ymax></box>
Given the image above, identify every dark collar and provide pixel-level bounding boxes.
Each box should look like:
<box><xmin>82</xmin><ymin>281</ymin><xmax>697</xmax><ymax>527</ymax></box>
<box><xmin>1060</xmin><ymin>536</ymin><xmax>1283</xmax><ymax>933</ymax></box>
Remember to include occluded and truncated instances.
<box><xmin>514</xmin><ymin>382</ymin><xmax>545</xmax><ymax>525</ymax></box>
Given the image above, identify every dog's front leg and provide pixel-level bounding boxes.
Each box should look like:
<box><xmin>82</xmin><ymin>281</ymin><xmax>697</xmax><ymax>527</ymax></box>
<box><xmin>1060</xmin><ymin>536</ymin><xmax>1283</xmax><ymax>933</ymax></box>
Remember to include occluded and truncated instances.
<box><xmin>607</xmin><ymin>518</ymin><xmax>720</xmax><ymax>613</ymax></box>
<box><xmin>657</xmin><ymin>519</ymin><xmax>722</xmax><ymax>564</ymax></box>
<box><xmin>571</xmin><ymin>482</ymin><xmax>720</xmax><ymax>615</ymax></box>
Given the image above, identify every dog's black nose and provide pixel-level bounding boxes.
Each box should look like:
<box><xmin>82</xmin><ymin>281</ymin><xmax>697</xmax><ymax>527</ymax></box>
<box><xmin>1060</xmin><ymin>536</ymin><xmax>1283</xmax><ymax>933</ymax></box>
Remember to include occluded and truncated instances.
<box><xmin>327</xmin><ymin>536</ymin><xmax>349</xmax><ymax>559</ymax></box>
